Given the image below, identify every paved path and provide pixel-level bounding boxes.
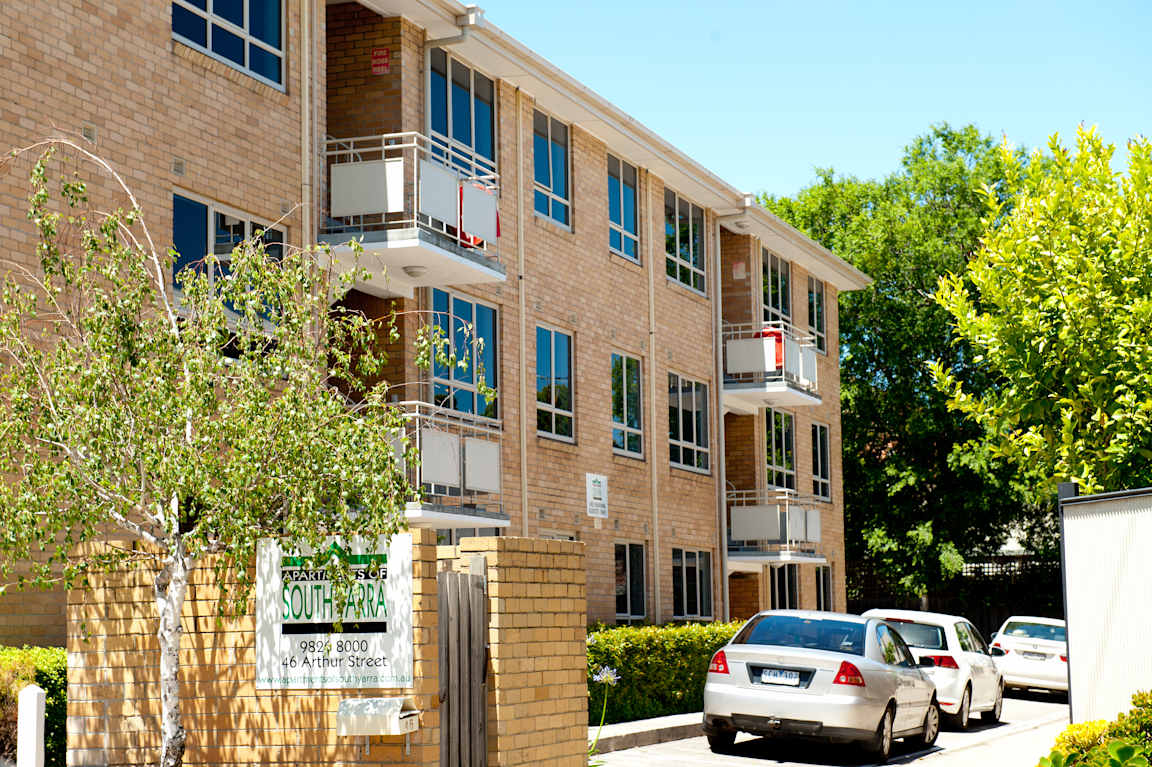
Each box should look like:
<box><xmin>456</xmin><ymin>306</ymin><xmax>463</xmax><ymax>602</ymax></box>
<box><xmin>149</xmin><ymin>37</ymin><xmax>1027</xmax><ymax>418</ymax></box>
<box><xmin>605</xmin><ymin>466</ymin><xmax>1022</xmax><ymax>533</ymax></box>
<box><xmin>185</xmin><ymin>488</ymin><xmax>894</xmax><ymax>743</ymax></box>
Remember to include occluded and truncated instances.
<box><xmin>594</xmin><ymin>692</ymin><xmax>1068</xmax><ymax>767</ymax></box>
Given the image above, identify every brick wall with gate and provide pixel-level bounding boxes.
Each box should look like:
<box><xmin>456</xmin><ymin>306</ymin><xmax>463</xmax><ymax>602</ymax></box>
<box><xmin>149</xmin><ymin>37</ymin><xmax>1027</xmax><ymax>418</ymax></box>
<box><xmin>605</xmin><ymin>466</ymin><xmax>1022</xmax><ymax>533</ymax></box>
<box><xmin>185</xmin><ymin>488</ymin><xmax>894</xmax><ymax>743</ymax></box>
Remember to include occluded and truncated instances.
<box><xmin>66</xmin><ymin>531</ymin><xmax>586</xmax><ymax>767</ymax></box>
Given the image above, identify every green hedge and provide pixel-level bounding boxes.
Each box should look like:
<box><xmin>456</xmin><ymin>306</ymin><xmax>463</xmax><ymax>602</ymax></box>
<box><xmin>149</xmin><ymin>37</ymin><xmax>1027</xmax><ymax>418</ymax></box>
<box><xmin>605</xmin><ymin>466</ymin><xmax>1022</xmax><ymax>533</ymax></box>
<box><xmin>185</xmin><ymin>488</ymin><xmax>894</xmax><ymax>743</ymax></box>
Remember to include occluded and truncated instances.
<box><xmin>1041</xmin><ymin>691</ymin><xmax>1152</xmax><ymax>766</ymax></box>
<box><xmin>587</xmin><ymin>621</ymin><xmax>741</xmax><ymax>725</ymax></box>
<box><xmin>0</xmin><ymin>646</ymin><xmax>66</xmax><ymax>767</ymax></box>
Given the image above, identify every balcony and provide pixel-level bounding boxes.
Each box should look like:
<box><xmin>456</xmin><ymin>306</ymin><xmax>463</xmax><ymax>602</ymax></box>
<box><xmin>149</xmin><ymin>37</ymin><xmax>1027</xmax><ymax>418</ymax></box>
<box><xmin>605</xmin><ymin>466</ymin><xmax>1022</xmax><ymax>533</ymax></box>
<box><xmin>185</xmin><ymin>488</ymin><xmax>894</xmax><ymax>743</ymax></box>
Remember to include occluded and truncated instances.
<box><xmin>395</xmin><ymin>401</ymin><xmax>509</xmax><ymax>530</ymax></box>
<box><xmin>726</xmin><ymin>488</ymin><xmax>825</xmax><ymax>571</ymax></box>
<box><xmin>722</xmin><ymin>321</ymin><xmax>820</xmax><ymax>413</ymax></box>
<box><xmin>320</xmin><ymin>132</ymin><xmax>506</xmax><ymax>298</ymax></box>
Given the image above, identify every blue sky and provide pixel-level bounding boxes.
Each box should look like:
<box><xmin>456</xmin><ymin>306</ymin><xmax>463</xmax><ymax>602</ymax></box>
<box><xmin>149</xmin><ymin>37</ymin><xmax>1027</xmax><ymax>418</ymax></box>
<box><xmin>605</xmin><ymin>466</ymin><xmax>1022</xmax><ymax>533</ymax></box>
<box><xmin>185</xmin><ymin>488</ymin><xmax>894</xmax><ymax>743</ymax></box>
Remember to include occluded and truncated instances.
<box><xmin>487</xmin><ymin>0</ymin><xmax>1151</xmax><ymax>198</ymax></box>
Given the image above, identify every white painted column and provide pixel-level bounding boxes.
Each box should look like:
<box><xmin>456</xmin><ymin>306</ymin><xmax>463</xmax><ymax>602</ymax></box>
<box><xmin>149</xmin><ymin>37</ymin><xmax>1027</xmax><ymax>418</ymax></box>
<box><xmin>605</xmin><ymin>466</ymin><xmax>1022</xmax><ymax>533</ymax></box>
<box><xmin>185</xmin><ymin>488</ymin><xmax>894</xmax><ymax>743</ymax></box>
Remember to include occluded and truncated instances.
<box><xmin>17</xmin><ymin>683</ymin><xmax>45</xmax><ymax>767</ymax></box>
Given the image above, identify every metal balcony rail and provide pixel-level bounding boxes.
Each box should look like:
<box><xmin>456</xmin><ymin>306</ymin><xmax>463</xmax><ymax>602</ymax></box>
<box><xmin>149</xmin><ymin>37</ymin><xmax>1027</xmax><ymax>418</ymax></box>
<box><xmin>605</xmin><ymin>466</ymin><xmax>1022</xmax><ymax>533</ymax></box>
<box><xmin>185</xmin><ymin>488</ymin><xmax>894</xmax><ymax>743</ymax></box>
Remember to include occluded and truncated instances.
<box><xmin>722</xmin><ymin>320</ymin><xmax>818</xmax><ymax>394</ymax></box>
<box><xmin>726</xmin><ymin>487</ymin><xmax>823</xmax><ymax>553</ymax></box>
<box><xmin>322</xmin><ymin>132</ymin><xmax>500</xmax><ymax>264</ymax></box>
<box><xmin>394</xmin><ymin>400</ymin><xmax>504</xmax><ymax>521</ymax></box>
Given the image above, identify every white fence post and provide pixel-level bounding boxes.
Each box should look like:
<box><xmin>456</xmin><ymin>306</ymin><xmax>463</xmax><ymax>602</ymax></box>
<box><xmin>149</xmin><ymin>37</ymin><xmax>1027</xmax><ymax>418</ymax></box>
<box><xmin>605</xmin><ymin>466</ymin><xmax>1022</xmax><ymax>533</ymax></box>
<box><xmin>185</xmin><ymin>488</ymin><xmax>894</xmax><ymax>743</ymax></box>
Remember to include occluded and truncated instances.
<box><xmin>16</xmin><ymin>683</ymin><xmax>45</xmax><ymax>767</ymax></box>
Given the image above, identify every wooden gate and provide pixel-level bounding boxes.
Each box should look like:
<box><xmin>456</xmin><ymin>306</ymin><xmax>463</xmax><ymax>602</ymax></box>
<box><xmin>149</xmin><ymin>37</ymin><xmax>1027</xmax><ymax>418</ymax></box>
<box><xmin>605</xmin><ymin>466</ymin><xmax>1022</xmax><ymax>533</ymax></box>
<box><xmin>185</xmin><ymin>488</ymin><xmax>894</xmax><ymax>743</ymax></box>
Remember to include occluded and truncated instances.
<box><xmin>438</xmin><ymin>568</ymin><xmax>488</xmax><ymax>767</ymax></box>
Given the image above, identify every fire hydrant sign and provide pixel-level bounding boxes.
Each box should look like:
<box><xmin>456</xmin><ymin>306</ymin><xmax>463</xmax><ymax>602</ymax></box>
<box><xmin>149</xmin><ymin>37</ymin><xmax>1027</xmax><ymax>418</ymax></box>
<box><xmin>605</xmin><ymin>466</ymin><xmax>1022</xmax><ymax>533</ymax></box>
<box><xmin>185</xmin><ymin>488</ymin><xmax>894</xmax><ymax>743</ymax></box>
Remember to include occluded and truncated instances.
<box><xmin>255</xmin><ymin>534</ymin><xmax>413</xmax><ymax>689</ymax></box>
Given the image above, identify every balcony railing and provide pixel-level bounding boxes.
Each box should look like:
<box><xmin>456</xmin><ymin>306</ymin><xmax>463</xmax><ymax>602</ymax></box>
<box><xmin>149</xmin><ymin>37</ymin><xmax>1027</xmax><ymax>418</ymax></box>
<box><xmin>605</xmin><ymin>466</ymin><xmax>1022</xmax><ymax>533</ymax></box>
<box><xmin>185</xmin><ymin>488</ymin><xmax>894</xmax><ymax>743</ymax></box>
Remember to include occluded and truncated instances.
<box><xmin>727</xmin><ymin>488</ymin><xmax>823</xmax><ymax>555</ymax></box>
<box><xmin>721</xmin><ymin>321</ymin><xmax>819</xmax><ymax>411</ymax></box>
<box><xmin>319</xmin><ymin>132</ymin><xmax>504</xmax><ymax>295</ymax></box>
<box><xmin>395</xmin><ymin>400</ymin><xmax>507</xmax><ymax>528</ymax></box>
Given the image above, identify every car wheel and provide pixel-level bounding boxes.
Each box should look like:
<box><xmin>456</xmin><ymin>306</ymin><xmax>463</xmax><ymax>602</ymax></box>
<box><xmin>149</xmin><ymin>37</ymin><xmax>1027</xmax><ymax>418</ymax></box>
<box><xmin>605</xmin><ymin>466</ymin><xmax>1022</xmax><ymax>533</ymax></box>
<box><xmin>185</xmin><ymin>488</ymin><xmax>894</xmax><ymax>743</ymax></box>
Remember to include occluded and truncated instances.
<box><xmin>707</xmin><ymin>730</ymin><xmax>736</xmax><ymax>753</ymax></box>
<box><xmin>949</xmin><ymin>686</ymin><xmax>971</xmax><ymax>730</ymax></box>
<box><xmin>915</xmin><ymin>698</ymin><xmax>940</xmax><ymax>747</ymax></box>
<box><xmin>982</xmin><ymin>681</ymin><xmax>1004</xmax><ymax>723</ymax></box>
<box><xmin>867</xmin><ymin>706</ymin><xmax>894</xmax><ymax>763</ymax></box>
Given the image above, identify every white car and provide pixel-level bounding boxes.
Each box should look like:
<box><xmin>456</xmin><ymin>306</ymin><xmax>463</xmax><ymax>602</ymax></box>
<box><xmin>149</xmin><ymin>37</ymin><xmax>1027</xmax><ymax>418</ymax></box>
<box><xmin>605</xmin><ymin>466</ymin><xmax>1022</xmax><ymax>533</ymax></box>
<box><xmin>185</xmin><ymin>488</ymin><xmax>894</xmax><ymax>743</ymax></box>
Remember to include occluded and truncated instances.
<box><xmin>990</xmin><ymin>616</ymin><xmax>1068</xmax><ymax>693</ymax></box>
<box><xmin>863</xmin><ymin>609</ymin><xmax>1004</xmax><ymax>729</ymax></box>
<box><xmin>703</xmin><ymin>610</ymin><xmax>939</xmax><ymax>762</ymax></box>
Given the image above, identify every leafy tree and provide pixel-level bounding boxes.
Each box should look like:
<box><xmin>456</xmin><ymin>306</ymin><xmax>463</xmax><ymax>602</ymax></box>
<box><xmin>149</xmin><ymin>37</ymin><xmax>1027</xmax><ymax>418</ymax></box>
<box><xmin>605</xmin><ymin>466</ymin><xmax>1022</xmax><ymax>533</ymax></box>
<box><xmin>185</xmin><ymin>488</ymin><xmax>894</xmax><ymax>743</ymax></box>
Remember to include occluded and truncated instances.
<box><xmin>763</xmin><ymin>124</ymin><xmax>1041</xmax><ymax>597</ymax></box>
<box><xmin>0</xmin><ymin>141</ymin><xmax>430</xmax><ymax>767</ymax></box>
<box><xmin>933</xmin><ymin>126</ymin><xmax>1152</xmax><ymax>497</ymax></box>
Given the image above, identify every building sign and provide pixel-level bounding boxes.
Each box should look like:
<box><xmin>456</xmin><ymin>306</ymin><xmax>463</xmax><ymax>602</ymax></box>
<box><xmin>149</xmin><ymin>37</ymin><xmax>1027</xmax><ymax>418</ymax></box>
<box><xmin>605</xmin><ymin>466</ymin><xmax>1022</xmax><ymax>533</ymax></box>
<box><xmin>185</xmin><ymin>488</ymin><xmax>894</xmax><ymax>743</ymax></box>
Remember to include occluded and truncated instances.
<box><xmin>586</xmin><ymin>473</ymin><xmax>608</xmax><ymax>518</ymax></box>
<box><xmin>255</xmin><ymin>534</ymin><xmax>413</xmax><ymax>689</ymax></box>
<box><xmin>371</xmin><ymin>47</ymin><xmax>390</xmax><ymax>75</ymax></box>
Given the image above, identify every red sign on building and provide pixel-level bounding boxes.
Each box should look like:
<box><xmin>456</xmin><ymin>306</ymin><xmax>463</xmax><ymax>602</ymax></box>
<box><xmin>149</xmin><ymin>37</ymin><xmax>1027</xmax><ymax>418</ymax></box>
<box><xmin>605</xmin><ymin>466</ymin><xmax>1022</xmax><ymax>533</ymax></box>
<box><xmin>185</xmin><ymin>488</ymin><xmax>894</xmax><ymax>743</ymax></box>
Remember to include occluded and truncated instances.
<box><xmin>371</xmin><ymin>48</ymin><xmax>390</xmax><ymax>75</ymax></box>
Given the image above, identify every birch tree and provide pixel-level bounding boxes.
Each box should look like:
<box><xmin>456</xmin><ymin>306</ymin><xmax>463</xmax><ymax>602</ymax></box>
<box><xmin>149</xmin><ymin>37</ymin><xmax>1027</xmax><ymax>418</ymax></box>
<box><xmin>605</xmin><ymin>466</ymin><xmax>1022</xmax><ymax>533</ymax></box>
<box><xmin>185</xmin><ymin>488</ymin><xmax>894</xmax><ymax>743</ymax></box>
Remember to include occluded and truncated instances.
<box><xmin>0</xmin><ymin>141</ymin><xmax>425</xmax><ymax>767</ymax></box>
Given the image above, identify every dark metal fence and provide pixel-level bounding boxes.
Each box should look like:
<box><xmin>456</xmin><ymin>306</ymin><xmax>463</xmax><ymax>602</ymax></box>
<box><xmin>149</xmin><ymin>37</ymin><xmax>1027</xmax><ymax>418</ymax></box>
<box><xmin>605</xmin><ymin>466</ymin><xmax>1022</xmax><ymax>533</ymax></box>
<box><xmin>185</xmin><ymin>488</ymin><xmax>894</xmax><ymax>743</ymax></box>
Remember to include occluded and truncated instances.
<box><xmin>847</xmin><ymin>555</ymin><xmax>1064</xmax><ymax>638</ymax></box>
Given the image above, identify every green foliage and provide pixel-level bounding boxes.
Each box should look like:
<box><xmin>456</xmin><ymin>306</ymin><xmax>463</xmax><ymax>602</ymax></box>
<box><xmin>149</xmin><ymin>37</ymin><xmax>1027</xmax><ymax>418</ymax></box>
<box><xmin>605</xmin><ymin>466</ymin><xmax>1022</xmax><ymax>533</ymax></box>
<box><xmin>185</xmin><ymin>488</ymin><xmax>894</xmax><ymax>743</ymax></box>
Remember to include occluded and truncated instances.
<box><xmin>934</xmin><ymin>127</ymin><xmax>1152</xmax><ymax>498</ymax></box>
<box><xmin>0</xmin><ymin>646</ymin><xmax>66</xmax><ymax>767</ymax></box>
<box><xmin>1040</xmin><ymin>692</ymin><xmax>1152</xmax><ymax>766</ymax></box>
<box><xmin>764</xmin><ymin>124</ymin><xmax>1044</xmax><ymax>596</ymax></box>
<box><xmin>586</xmin><ymin>621</ymin><xmax>740</xmax><ymax>724</ymax></box>
<box><xmin>1057</xmin><ymin>721</ymin><xmax>1114</xmax><ymax>755</ymax></box>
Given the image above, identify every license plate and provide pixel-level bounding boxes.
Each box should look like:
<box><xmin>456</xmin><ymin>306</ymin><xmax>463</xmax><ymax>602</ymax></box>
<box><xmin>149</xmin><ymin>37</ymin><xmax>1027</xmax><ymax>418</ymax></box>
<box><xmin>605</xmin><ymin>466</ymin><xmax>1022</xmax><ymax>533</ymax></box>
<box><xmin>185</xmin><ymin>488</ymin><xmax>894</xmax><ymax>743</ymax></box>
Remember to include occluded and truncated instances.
<box><xmin>1022</xmin><ymin>651</ymin><xmax>1047</xmax><ymax>661</ymax></box>
<box><xmin>761</xmin><ymin>668</ymin><xmax>800</xmax><ymax>686</ymax></box>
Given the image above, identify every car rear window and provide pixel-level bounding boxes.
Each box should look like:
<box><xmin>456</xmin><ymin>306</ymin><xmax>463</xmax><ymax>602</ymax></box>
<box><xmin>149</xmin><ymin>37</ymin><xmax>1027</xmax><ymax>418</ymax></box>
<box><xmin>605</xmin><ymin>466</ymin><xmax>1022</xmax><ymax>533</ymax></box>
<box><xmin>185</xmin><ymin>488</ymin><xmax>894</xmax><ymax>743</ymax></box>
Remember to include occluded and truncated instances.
<box><xmin>885</xmin><ymin>620</ymin><xmax>946</xmax><ymax>650</ymax></box>
<box><xmin>734</xmin><ymin>615</ymin><xmax>866</xmax><ymax>656</ymax></box>
<box><xmin>1003</xmin><ymin>621</ymin><xmax>1066</xmax><ymax>642</ymax></box>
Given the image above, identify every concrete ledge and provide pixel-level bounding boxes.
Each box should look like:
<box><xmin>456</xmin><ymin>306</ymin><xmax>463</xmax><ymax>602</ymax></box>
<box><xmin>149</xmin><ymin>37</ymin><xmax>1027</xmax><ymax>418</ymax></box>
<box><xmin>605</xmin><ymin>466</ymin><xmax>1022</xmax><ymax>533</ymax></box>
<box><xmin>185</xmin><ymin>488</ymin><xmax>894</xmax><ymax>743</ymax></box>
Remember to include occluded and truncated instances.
<box><xmin>589</xmin><ymin>712</ymin><xmax>703</xmax><ymax>754</ymax></box>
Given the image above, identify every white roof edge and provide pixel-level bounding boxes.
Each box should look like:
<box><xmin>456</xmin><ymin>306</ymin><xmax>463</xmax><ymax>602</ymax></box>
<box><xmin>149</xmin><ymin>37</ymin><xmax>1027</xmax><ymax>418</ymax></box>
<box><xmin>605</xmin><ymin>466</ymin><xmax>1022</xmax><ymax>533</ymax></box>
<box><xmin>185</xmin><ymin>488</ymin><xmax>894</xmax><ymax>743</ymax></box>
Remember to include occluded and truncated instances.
<box><xmin>363</xmin><ymin>0</ymin><xmax>870</xmax><ymax>292</ymax></box>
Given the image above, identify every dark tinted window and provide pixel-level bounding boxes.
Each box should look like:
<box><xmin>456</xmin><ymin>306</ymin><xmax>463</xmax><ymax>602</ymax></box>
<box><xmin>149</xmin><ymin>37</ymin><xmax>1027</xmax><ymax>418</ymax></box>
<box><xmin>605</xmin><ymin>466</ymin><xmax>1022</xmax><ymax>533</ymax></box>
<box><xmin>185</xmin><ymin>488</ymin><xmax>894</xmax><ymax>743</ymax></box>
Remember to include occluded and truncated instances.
<box><xmin>1003</xmin><ymin>621</ymin><xmax>1065</xmax><ymax>642</ymax></box>
<box><xmin>734</xmin><ymin>615</ymin><xmax>865</xmax><ymax>656</ymax></box>
<box><xmin>172</xmin><ymin>194</ymin><xmax>208</xmax><ymax>286</ymax></box>
<box><xmin>887</xmin><ymin>620</ymin><xmax>946</xmax><ymax>650</ymax></box>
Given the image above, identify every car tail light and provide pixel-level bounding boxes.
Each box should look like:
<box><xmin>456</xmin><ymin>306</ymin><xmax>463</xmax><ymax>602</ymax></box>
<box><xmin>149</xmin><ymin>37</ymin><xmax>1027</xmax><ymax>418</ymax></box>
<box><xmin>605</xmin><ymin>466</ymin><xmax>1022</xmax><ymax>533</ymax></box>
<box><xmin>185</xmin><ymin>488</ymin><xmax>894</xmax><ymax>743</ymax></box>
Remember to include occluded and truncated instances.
<box><xmin>923</xmin><ymin>655</ymin><xmax>960</xmax><ymax>669</ymax></box>
<box><xmin>1060</xmin><ymin>655</ymin><xmax>1067</xmax><ymax>663</ymax></box>
<box><xmin>834</xmin><ymin>660</ymin><xmax>865</xmax><ymax>687</ymax></box>
<box><xmin>708</xmin><ymin>650</ymin><xmax>729</xmax><ymax>675</ymax></box>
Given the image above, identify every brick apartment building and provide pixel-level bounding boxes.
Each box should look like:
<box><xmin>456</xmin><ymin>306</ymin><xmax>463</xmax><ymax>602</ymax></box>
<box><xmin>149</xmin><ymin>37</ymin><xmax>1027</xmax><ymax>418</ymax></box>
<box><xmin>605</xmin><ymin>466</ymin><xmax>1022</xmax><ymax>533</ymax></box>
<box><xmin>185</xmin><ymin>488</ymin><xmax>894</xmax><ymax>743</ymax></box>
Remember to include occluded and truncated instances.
<box><xmin>0</xmin><ymin>0</ymin><xmax>869</xmax><ymax>643</ymax></box>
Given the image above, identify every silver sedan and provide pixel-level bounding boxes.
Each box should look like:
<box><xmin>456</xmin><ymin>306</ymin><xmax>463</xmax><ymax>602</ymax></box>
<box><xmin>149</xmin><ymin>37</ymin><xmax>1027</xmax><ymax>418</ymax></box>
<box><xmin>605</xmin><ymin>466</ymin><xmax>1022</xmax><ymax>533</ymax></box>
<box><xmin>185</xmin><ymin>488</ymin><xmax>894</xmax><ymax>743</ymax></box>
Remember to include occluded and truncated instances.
<box><xmin>703</xmin><ymin>610</ymin><xmax>940</xmax><ymax>762</ymax></box>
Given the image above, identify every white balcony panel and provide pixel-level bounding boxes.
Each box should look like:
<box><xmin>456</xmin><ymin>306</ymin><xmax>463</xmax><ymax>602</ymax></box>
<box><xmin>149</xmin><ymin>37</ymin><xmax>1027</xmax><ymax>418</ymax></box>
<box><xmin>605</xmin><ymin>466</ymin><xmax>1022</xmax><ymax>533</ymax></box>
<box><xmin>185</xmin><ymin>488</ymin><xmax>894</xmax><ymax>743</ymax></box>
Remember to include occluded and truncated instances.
<box><xmin>806</xmin><ymin>509</ymin><xmax>822</xmax><ymax>543</ymax></box>
<box><xmin>419</xmin><ymin>427</ymin><xmax>460</xmax><ymax>487</ymax></box>
<box><xmin>331</xmin><ymin>159</ymin><xmax>404</xmax><ymax>218</ymax></box>
<box><xmin>418</xmin><ymin>159</ymin><xmax>460</xmax><ymax>225</ymax></box>
<box><xmin>460</xmin><ymin>183</ymin><xmax>498</xmax><ymax>243</ymax></box>
<box><xmin>783</xmin><ymin>336</ymin><xmax>802</xmax><ymax>378</ymax></box>
<box><xmin>463</xmin><ymin>436</ymin><xmax>501</xmax><ymax>494</ymax></box>
<box><xmin>726</xmin><ymin>338</ymin><xmax>780</xmax><ymax>376</ymax></box>
<box><xmin>801</xmin><ymin>347</ymin><xmax>819</xmax><ymax>389</ymax></box>
<box><xmin>730</xmin><ymin>504</ymin><xmax>782</xmax><ymax>540</ymax></box>
<box><xmin>787</xmin><ymin>508</ymin><xmax>808</xmax><ymax>540</ymax></box>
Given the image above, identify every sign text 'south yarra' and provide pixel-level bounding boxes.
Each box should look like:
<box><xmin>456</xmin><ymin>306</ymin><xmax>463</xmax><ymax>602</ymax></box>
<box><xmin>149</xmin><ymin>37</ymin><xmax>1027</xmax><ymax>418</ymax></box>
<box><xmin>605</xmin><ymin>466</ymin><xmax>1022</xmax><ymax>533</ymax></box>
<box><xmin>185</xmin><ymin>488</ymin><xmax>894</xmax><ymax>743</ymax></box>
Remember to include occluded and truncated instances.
<box><xmin>255</xmin><ymin>534</ymin><xmax>413</xmax><ymax>689</ymax></box>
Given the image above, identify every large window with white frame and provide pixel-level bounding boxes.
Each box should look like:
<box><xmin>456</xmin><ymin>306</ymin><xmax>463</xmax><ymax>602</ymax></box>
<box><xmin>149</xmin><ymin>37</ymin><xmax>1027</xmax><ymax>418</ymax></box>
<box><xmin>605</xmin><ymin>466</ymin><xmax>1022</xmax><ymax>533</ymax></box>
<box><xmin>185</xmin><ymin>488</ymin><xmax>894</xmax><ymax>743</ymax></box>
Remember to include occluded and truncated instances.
<box><xmin>767</xmin><ymin>407</ymin><xmax>795</xmax><ymax>491</ymax></box>
<box><xmin>607</xmin><ymin>154</ymin><xmax>639</xmax><ymax>261</ymax></box>
<box><xmin>770</xmin><ymin>564</ymin><xmax>799</xmax><ymax>609</ymax></box>
<box><xmin>808</xmin><ymin>276</ymin><xmax>826</xmax><ymax>352</ymax></box>
<box><xmin>668</xmin><ymin>373</ymin><xmax>709</xmax><ymax>472</ymax></box>
<box><xmin>672</xmin><ymin>548</ymin><xmax>713</xmax><ymax>619</ymax></box>
<box><xmin>171</xmin><ymin>0</ymin><xmax>284</xmax><ymax>88</ymax></box>
<box><xmin>764</xmin><ymin>249</ymin><xmax>791</xmax><ymax>323</ymax></box>
<box><xmin>536</xmin><ymin>326</ymin><xmax>573</xmax><ymax>441</ymax></box>
<box><xmin>816</xmin><ymin>565</ymin><xmax>833</xmax><ymax>611</ymax></box>
<box><xmin>431</xmin><ymin>288</ymin><xmax>498</xmax><ymax>419</ymax></box>
<box><xmin>615</xmin><ymin>542</ymin><xmax>645</xmax><ymax>623</ymax></box>
<box><xmin>533</xmin><ymin>110</ymin><xmax>570</xmax><ymax>226</ymax></box>
<box><xmin>428</xmin><ymin>47</ymin><xmax>496</xmax><ymax>178</ymax></box>
<box><xmin>611</xmin><ymin>353</ymin><xmax>643</xmax><ymax>457</ymax></box>
<box><xmin>172</xmin><ymin>192</ymin><xmax>284</xmax><ymax>290</ymax></box>
<box><xmin>812</xmin><ymin>422</ymin><xmax>831</xmax><ymax>499</ymax></box>
<box><xmin>664</xmin><ymin>190</ymin><xmax>705</xmax><ymax>292</ymax></box>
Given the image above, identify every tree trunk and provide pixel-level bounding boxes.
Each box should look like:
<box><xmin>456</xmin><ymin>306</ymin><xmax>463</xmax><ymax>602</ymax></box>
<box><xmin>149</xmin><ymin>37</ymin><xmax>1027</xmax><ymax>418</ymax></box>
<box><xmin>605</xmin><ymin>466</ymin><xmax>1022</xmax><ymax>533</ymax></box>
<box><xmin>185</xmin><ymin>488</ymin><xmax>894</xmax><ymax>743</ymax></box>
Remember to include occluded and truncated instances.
<box><xmin>154</xmin><ymin>542</ymin><xmax>189</xmax><ymax>767</ymax></box>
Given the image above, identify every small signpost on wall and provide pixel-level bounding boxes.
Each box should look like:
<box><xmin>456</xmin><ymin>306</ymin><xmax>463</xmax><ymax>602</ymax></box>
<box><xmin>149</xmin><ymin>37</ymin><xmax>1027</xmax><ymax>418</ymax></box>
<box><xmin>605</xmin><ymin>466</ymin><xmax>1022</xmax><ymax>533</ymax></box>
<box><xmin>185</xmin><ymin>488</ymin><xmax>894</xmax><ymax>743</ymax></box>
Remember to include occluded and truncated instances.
<box><xmin>586</xmin><ymin>473</ymin><xmax>608</xmax><ymax>519</ymax></box>
<box><xmin>371</xmin><ymin>47</ymin><xmax>390</xmax><ymax>75</ymax></box>
<box><xmin>255</xmin><ymin>534</ymin><xmax>413</xmax><ymax>689</ymax></box>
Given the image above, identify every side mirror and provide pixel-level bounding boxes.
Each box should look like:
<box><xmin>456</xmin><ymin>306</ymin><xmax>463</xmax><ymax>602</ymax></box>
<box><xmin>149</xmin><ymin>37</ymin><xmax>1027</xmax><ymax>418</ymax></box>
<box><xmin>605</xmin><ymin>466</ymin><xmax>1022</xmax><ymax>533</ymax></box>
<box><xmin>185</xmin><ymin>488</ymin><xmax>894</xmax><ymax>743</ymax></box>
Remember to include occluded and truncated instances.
<box><xmin>990</xmin><ymin>647</ymin><xmax>1006</xmax><ymax>658</ymax></box>
<box><xmin>917</xmin><ymin>658</ymin><xmax>936</xmax><ymax>668</ymax></box>
<box><xmin>989</xmin><ymin>631</ymin><xmax>999</xmax><ymax>640</ymax></box>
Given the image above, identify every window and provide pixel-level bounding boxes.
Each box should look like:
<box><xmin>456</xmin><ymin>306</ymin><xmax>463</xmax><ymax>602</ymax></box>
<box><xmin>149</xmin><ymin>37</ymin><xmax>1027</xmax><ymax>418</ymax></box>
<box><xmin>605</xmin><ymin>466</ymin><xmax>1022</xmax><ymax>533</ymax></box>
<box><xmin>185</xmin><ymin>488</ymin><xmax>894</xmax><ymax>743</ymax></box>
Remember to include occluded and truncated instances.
<box><xmin>672</xmin><ymin>548</ymin><xmax>713</xmax><ymax>619</ymax></box>
<box><xmin>812</xmin><ymin>423</ymin><xmax>831</xmax><ymax>499</ymax></box>
<box><xmin>770</xmin><ymin>564</ymin><xmax>798</xmax><ymax>609</ymax></box>
<box><xmin>607</xmin><ymin>155</ymin><xmax>639</xmax><ymax>260</ymax></box>
<box><xmin>536</xmin><ymin>326</ymin><xmax>573</xmax><ymax>440</ymax></box>
<box><xmin>428</xmin><ymin>48</ymin><xmax>496</xmax><ymax>177</ymax></box>
<box><xmin>172</xmin><ymin>0</ymin><xmax>284</xmax><ymax>87</ymax></box>
<box><xmin>533</xmin><ymin>111</ymin><xmax>569</xmax><ymax>226</ymax></box>
<box><xmin>816</xmin><ymin>565</ymin><xmax>833</xmax><ymax>611</ymax></box>
<box><xmin>172</xmin><ymin>193</ymin><xmax>284</xmax><ymax>290</ymax></box>
<box><xmin>431</xmin><ymin>288</ymin><xmax>498</xmax><ymax>418</ymax></box>
<box><xmin>664</xmin><ymin>190</ymin><xmax>705</xmax><ymax>292</ymax></box>
<box><xmin>767</xmin><ymin>408</ymin><xmax>795</xmax><ymax>491</ymax></box>
<box><xmin>668</xmin><ymin>373</ymin><xmax>709</xmax><ymax>472</ymax></box>
<box><xmin>615</xmin><ymin>543</ymin><xmax>645</xmax><ymax>622</ymax></box>
<box><xmin>436</xmin><ymin>527</ymin><xmax>501</xmax><ymax>545</ymax></box>
<box><xmin>611</xmin><ymin>353</ymin><xmax>642</xmax><ymax>457</ymax></box>
<box><xmin>808</xmin><ymin>277</ymin><xmax>826</xmax><ymax>352</ymax></box>
<box><xmin>764</xmin><ymin>249</ymin><xmax>790</xmax><ymax>323</ymax></box>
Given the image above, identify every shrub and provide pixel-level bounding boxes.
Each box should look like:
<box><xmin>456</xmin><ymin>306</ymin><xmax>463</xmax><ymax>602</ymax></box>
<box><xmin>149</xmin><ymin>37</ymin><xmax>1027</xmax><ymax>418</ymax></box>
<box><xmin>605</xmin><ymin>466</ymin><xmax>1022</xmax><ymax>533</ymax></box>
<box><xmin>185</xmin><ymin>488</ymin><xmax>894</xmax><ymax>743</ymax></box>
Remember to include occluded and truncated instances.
<box><xmin>0</xmin><ymin>646</ymin><xmax>66</xmax><ymax>767</ymax></box>
<box><xmin>1039</xmin><ymin>692</ymin><xmax>1152</xmax><ymax>767</ymax></box>
<box><xmin>1108</xmin><ymin>692</ymin><xmax>1152</xmax><ymax>751</ymax></box>
<box><xmin>1056</xmin><ymin>720</ymin><xmax>1112</xmax><ymax>757</ymax></box>
<box><xmin>586</xmin><ymin>621</ymin><xmax>741</xmax><ymax>724</ymax></box>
